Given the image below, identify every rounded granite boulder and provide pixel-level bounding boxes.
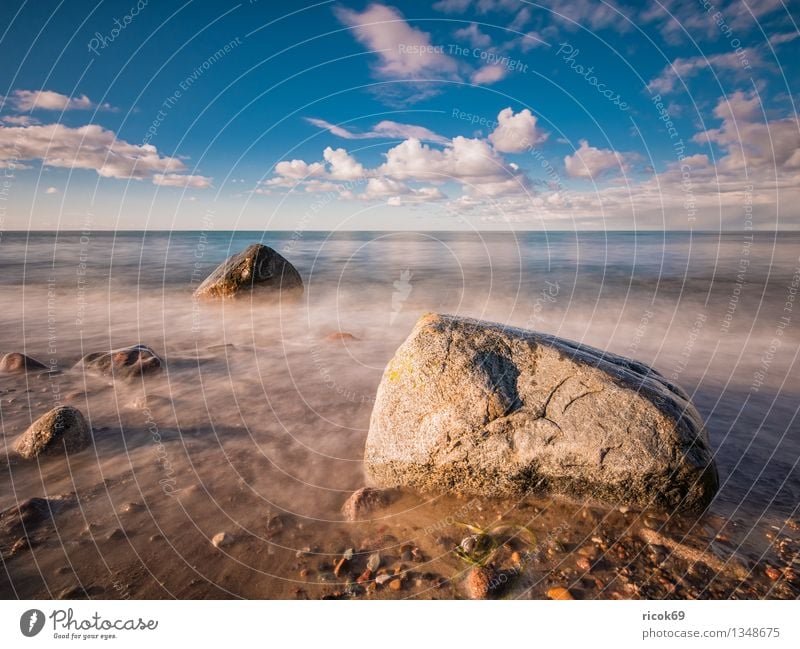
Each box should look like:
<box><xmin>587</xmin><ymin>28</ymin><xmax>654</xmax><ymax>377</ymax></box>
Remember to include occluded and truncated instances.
<box><xmin>365</xmin><ymin>313</ymin><xmax>718</xmax><ymax>513</ymax></box>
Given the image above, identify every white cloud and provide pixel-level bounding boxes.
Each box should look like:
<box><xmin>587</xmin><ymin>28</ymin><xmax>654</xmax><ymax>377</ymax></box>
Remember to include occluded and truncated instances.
<box><xmin>0</xmin><ymin>123</ymin><xmax>187</xmax><ymax>180</ymax></box>
<box><xmin>334</xmin><ymin>3</ymin><xmax>458</xmax><ymax>79</ymax></box>
<box><xmin>306</xmin><ymin>117</ymin><xmax>448</xmax><ymax>144</ymax></box>
<box><xmin>647</xmin><ymin>50</ymin><xmax>760</xmax><ymax>94</ymax></box>
<box><xmin>1</xmin><ymin>115</ymin><xmax>38</xmax><ymax>126</ymax></box>
<box><xmin>471</xmin><ymin>64</ymin><xmax>508</xmax><ymax>85</ymax></box>
<box><xmin>323</xmin><ymin>146</ymin><xmax>365</xmax><ymax>180</ymax></box>
<box><xmin>152</xmin><ymin>173</ymin><xmax>213</xmax><ymax>188</ymax></box>
<box><xmin>564</xmin><ymin>139</ymin><xmax>627</xmax><ymax>178</ymax></box>
<box><xmin>273</xmin><ymin>158</ymin><xmax>326</xmax><ymax>179</ymax></box>
<box><xmin>454</xmin><ymin>23</ymin><xmax>492</xmax><ymax>48</ymax></box>
<box><xmin>5</xmin><ymin>90</ymin><xmax>114</xmax><ymax>112</ymax></box>
<box><xmin>769</xmin><ymin>32</ymin><xmax>800</xmax><ymax>46</ymax></box>
<box><xmin>692</xmin><ymin>91</ymin><xmax>800</xmax><ymax>173</ymax></box>
<box><xmin>44</xmin><ymin>186</ymin><xmax>58</xmax><ymax>194</ymax></box>
<box><xmin>489</xmin><ymin>107</ymin><xmax>547</xmax><ymax>152</ymax></box>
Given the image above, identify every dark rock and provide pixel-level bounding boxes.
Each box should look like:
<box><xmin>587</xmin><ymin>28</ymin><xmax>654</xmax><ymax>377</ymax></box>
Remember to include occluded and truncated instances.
<box><xmin>365</xmin><ymin>313</ymin><xmax>718</xmax><ymax>512</ymax></box>
<box><xmin>193</xmin><ymin>243</ymin><xmax>303</xmax><ymax>299</ymax></box>
<box><xmin>0</xmin><ymin>352</ymin><xmax>48</xmax><ymax>373</ymax></box>
<box><xmin>75</xmin><ymin>344</ymin><xmax>162</xmax><ymax>379</ymax></box>
<box><xmin>14</xmin><ymin>406</ymin><xmax>91</xmax><ymax>459</ymax></box>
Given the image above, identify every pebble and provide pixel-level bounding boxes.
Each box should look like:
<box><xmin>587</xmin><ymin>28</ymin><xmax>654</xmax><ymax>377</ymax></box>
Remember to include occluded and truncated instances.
<box><xmin>765</xmin><ymin>565</ymin><xmax>782</xmax><ymax>581</ymax></box>
<box><xmin>389</xmin><ymin>579</ymin><xmax>403</xmax><ymax>591</ymax></box>
<box><xmin>465</xmin><ymin>566</ymin><xmax>495</xmax><ymax>600</ymax></box>
<box><xmin>367</xmin><ymin>552</ymin><xmax>381</xmax><ymax>572</ymax></box>
<box><xmin>375</xmin><ymin>574</ymin><xmax>393</xmax><ymax>586</ymax></box>
<box><xmin>106</xmin><ymin>528</ymin><xmax>126</xmax><ymax>541</ymax></box>
<box><xmin>546</xmin><ymin>586</ymin><xmax>574</xmax><ymax>600</ymax></box>
<box><xmin>356</xmin><ymin>569</ymin><xmax>371</xmax><ymax>584</ymax></box>
<box><xmin>510</xmin><ymin>551</ymin><xmax>522</xmax><ymax>565</ymax></box>
<box><xmin>212</xmin><ymin>532</ymin><xmax>233</xmax><ymax>548</ymax></box>
<box><xmin>333</xmin><ymin>557</ymin><xmax>349</xmax><ymax>577</ymax></box>
<box><xmin>299</xmin><ymin>568</ymin><xmax>310</xmax><ymax>578</ymax></box>
<box><xmin>576</xmin><ymin>557</ymin><xmax>591</xmax><ymax>572</ymax></box>
<box><xmin>577</xmin><ymin>545</ymin><xmax>598</xmax><ymax>559</ymax></box>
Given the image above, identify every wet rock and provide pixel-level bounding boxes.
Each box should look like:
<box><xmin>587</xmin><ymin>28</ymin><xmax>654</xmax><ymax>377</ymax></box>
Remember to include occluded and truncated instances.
<box><xmin>75</xmin><ymin>344</ymin><xmax>162</xmax><ymax>380</ymax></box>
<box><xmin>212</xmin><ymin>532</ymin><xmax>233</xmax><ymax>548</ymax></box>
<box><xmin>577</xmin><ymin>557</ymin><xmax>592</xmax><ymax>572</ymax></box>
<box><xmin>193</xmin><ymin>243</ymin><xmax>303</xmax><ymax>300</ymax></box>
<box><xmin>465</xmin><ymin>566</ymin><xmax>496</xmax><ymax>600</ymax></box>
<box><xmin>367</xmin><ymin>552</ymin><xmax>381</xmax><ymax>572</ymax></box>
<box><xmin>765</xmin><ymin>565</ymin><xmax>782</xmax><ymax>581</ymax></box>
<box><xmin>120</xmin><ymin>502</ymin><xmax>144</xmax><ymax>514</ymax></box>
<box><xmin>324</xmin><ymin>332</ymin><xmax>358</xmax><ymax>342</ymax></box>
<box><xmin>106</xmin><ymin>528</ymin><xmax>126</xmax><ymax>541</ymax></box>
<box><xmin>14</xmin><ymin>406</ymin><xmax>91</xmax><ymax>459</ymax></box>
<box><xmin>0</xmin><ymin>352</ymin><xmax>48</xmax><ymax>373</ymax></box>
<box><xmin>341</xmin><ymin>487</ymin><xmax>391</xmax><ymax>521</ymax></box>
<box><xmin>546</xmin><ymin>586</ymin><xmax>575</xmax><ymax>600</ymax></box>
<box><xmin>375</xmin><ymin>573</ymin><xmax>393</xmax><ymax>586</ymax></box>
<box><xmin>365</xmin><ymin>314</ymin><xmax>718</xmax><ymax>512</ymax></box>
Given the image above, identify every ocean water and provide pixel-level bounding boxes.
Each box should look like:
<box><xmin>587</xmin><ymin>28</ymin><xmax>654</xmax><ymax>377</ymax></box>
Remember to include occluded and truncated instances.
<box><xmin>0</xmin><ymin>230</ymin><xmax>798</xmax><ymax>598</ymax></box>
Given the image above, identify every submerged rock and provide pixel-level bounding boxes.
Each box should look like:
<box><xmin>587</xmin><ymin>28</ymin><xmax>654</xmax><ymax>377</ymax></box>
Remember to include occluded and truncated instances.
<box><xmin>14</xmin><ymin>406</ymin><xmax>91</xmax><ymax>459</ymax></box>
<box><xmin>365</xmin><ymin>313</ymin><xmax>718</xmax><ymax>512</ymax></box>
<box><xmin>0</xmin><ymin>352</ymin><xmax>48</xmax><ymax>373</ymax></box>
<box><xmin>341</xmin><ymin>487</ymin><xmax>391</xmax><ymax>521</ymax></box>
<box><xmin>193</xmin><ymin>243</ymin><xmax>303</xmax><ymax>299</ymax></box>
<box><xmin>75</xmin><ymin>344</ymin><xmax>162</xmax><ymax>379</ymax></box>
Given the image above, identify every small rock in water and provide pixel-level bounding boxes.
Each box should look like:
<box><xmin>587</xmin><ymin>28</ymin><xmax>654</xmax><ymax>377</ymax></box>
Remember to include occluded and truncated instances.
<box><xmin>75</xmin><ymin>344</ymin><xmax>162</xmax><ymax>380</ymax></box>
<box><xmin>0</xmin><ymin>352</ymin><xmax>48</xmax><ymax>373</ymax></box>
<box><xmin>367</xmin><ymin>552</ymin><xmax>381</xmax><ymax>572</ymax></box>
<box><xmin>212</xmin><ymin>532</ymin><xmax>233</xmax><ymax>548</ymax></box>
<box><xmin>389</xmin><ymin>578</ymin><xmax>403</xmax><ymax>591</ymax></box>
<box><xmin>375</xmin><ymin>573</ymin><xmax>393</xmax><ymax>586</ymax></box>
<box><xmin>765</xmin><ymin>565</ymin><xmax>782</xmax><ymax>581</ymax></box>
<box><xmin>324</xmin><ymin>332</ymin><xmax>358</xmax><ymax>342</ymax></box>
<box><xmin>576</xmin><ymin>557</ymin><xmax>592</xmax><ymax>572</ymax></box>
<box><xmin>546</xmin><ymin>586</ymin><xmax>575</xmax><ymax>600</ymax></box>
<box><xmin>356</xmin><ymin>569</ymin><xmax>371</xmax><ymax>584</ymax></box>
<box><xmin>14</xmin><ymin>406</ymin><xmax>91</xmax><ymax>459</ymax></box>
<box><xmin>341</xmin><ymin>487</ymin><xmax>391</xmax><ymax>521</ymax></box>
<box><xmin>120</xmin><ymin>502</ymin><xmax>143</xmax><ymax>514</ymax></box>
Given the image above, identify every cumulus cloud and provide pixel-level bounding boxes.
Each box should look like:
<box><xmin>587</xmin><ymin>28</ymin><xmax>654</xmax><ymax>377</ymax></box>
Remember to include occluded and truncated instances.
<box><xmin>306</xmin><ymin>117</ymin><xmax>448</xmax><ymax>144</ymax></box>
<box><xmin>647</xmin><ymin>50</ymin><xmax>759</xmax><ymax>94</ymax></box>
<box><xmin>489</xmin><ymin>107</ymin><xmax>547</xmax><ymax>152</ymax></box>
<box><xmin>692</xmin><ymin>91</ymin><xmax>800</xmax><ymax>173</ymax></box>
<box><xmin>4</xmin><ymin>89</ymin><xmax>114</xmax><ymax>112</ymax></box>
<box><xmin>323</xmin><ymin>146</ymin><xmax>365</xmax><ymax>180</ymax></box>
<box><xmin>564</xmin><ymin>139</ymin><xmax>627</xmax><ymax>178</ymax></box>
<box><xmin>0</xmin><ymin>122</ymin><xmax>207</xmax><ymax>186</ymax></box>
<box><xmin>266</xmin><ymin>109</ymin><xmax>532</xmax><ymax>203</ymax></box>
<box><xmin>152</xmin><ymin>173</ymin><xmax>213</xmax><ymax>188</ymax></box>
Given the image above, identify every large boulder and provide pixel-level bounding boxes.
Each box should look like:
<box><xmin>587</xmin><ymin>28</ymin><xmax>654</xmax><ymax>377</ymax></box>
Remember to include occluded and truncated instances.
<box><xmin>193</xmin><ymin>243</ymin><xmax>303</xmax><ymax>299</ymax></box>
<box><xmin>75</xmin><ymin>344</ymin><xmax>162</xmax><ymax>379</ymax></box>
<box><xmin>14</xmin><ymin>406</ymin><xmax>91</xmax><ymax>459</ymax></box>
<box><xmin>365</xmin><ymin>314</ymin><xmax>718</xmax><ymax>512</ymax></box>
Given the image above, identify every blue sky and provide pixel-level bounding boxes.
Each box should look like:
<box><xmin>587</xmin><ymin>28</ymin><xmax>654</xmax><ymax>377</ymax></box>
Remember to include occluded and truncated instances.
<box><xmin>0</xmin><ymin>0</ymin><xmax>798</xmax><ymax>230</ymax></box>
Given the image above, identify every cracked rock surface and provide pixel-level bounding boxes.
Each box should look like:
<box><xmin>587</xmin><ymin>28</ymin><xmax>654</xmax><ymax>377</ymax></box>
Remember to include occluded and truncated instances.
<box><xmin>365</xmin><ymin>313</ymin><xmax>718</xmax><ymax>512</ymax></box>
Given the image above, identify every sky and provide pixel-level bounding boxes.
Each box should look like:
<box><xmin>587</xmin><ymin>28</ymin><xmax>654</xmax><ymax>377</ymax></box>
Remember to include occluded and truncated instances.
<box><xmin>0</xmin><ymin>0</ymin><xmax>798</xmax><ymax>231</ymax></box>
